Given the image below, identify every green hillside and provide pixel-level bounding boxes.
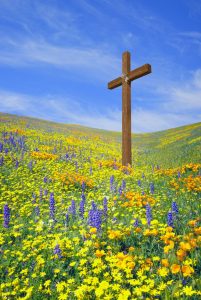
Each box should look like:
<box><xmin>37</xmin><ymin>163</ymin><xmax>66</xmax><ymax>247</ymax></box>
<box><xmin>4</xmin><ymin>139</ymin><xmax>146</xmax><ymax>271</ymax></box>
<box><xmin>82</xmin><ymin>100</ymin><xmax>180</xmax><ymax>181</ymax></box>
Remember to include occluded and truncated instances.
<box><xmin>0</xmin><ymin>112</ymin><xmax>201</xmax><ymax>299</ymax></box>
<box><xmin>1</xmin><ymin>112</ymin><xmax>200</xmax><ymax>167</ymax></box>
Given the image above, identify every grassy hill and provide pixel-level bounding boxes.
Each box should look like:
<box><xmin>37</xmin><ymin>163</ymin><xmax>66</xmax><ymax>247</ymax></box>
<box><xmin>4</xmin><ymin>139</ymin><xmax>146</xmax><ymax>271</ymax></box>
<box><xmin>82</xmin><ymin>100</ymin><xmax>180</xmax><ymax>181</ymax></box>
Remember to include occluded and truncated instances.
<box><xmin>0</xmin><ymin>112</ymin><xmax>201</xmax><ymax>299</ymax></box>
<box><xmin>1</xmin><ymin>112</ymin><xmax>200</xmax><ymax>167</ymax></box>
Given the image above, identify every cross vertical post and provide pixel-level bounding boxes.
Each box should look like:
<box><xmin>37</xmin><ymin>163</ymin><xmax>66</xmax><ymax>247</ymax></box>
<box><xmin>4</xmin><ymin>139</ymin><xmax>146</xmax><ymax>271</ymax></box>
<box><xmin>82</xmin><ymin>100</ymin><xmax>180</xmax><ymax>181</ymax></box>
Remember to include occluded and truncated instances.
<box><xmin>107</xmin><ymin>50</ymin><xmax>151</xmax><ymax>167</ymax></box>
<box><xmin>122</xmin><ymin>51</ymin><xmax>131</xmax><ymax>166</ymax></box>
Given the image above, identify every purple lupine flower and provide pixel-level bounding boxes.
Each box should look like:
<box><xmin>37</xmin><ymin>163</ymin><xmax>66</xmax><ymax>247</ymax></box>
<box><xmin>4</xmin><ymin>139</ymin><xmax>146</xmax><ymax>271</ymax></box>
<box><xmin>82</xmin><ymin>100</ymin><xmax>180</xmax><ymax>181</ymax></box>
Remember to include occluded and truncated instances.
<box><xmin>103</xmin><ymin>197</ymin><xmax>108</xmax><ymax>218</ymax></box>
<box><xmin>3</xmin><ymin>204</ymin><xmax>10</xmax><ymax>228</ymax></box>
<box><xmin>150</xmin><ymin>183</ymin><xmax>154</xmax><ymax>194</ymax></box>
<box><xmin>137</xmin><ymin>180</ymin><xmax>141</xmax><ymax>187</ymax></box>
<box><xmin>91</xmin><ymin>201</ymin><xmax>97</xmax><ymax>211</ymax></box>
<box><xmin>172</xmin><ymin>202</ymin><xmax>179</xmax><ymax>215</ymax></box>
<box><xmin>43</xmin><ymin>176</ymin><xmax>48</xmax><ymax>183</ymax></box>
<box><xmin>113</xmin><ymin>164</ymin><xmax>118</xmax><ymax>170</ymax></box>
<box><xmin>81</xmin><ymin>181</ymin><xmax>85</xmax><ymax>193</ymax></box>
<box><xmin>0</xmin><ymin>143</ymin><xmax>3</xmax><ymax>152</ymax></box>
<box><xmin>177</xmin><ymin>171</ymin><xmax>181</xmax><ymax>179</ymax></box>
<box><xmin>112</xmin><ymin>217</ymin><xmax>117</xmax><ymax>223</ymax></box>
<box><xmin>5</xmin><ymin>148</ymin><xmax>8</xmax><ymax>154</ymax></box>
<box><xmin>49</xmin><ymin>192</ymin><xmax>55</xmax><ymax>220</ymax></box>
<box><xmin>88</xmin><ymin>209</ymin><xmax>102</xmax><ymax>230</ymax></box>
<box><xmin>142</xmin><ymin>191</ymin><xmax>145</xmax><ymax>195</ymax></box>
<box><xmin>90</xmin><ymin>167</ymin><xmax>92</xmax><ymax>175</ymax></box>
<box><xmin>142</xmin><ymin>173</ymin><xmax>145</xmax><ymax>179</ymax></box>
<box><xmin>32</xmin><ymin>193</ymin><xmax>36</xmax><ymax>204</ymax></box>
<box><xmin>28</xmin><ymin>161</ymin><xmax>33</xmax><ymax>171</ymax></box>
<box><xmin>39</xmin><ymin>187</ymin><xmax>43</xmax><ymax>202</ymax></box>
<box><xmin>122</xmin><ymin>179</ymin><xmax>126</xmax><ymax>190</ymax></box>
<box><xmin>0</xmin><ymin>156</ymin><xmax>4</xmax><ymax>166</ymax></box>
<box><xmin>15</xmin><ymin>160</ymin><xmax>19</xmax><ymax>168</ymax></box>
<box><xmin>35</xmin><ymin>206</ymin><xmax>40</xmax><ymax>217</ymax></box>
<box><xmin>146</xmin><ymin>204</ymin><xmax>152</xmax><ymax>226</ymax></box>
<box><xmin>54</xmin><ymin>244</ymin><xmax>62</xmax><ymax>259</ymax></box>
<box><xmin>68</xmin><ymin>200</ymin><xmax>76</xmax><ymax>216</ymax></box>
<box><xmin>53</xmin><ymin>147</ymin><xmax>57</xmax><ymax>154</ymax></box>
<box><xmin>167</xmin><ymin>211</ymin><xmax>174</xmax><ymax>227</ymax></box>
<box><xmin>110</xmin><ymin>175</ymin><xmax>114</xmax><ymax>191</ymax></box>
<box><xmin>44</xmin><ymin>189</ymin><xmax>48</xmax><ymax>196</ymax></box>
<box><xmin>133</xmin><ymin>218</ymin><xmax>139</xmax><ymax>227</ymax></box>
<box><xmin>182</xmin><ymin>279</ymin><xmax>187</xmax><ymax>286</ymax></box>
<box><xmin>66</xmin><ymin>213</ymin><xmax>69</xmax><ymax>223</ymax></box>
<box><xmin>75</xmin><ymin>161</ymin><xmax>78</xmax><ymax>172</ymax></box>
<box><xmin>79</xmin><ymin>193</ymin><xmax>86</xmax><ymax>219</ymax></box>
<box><xmin>118</xmin><ymin>186</ymin><xmax>123</xmax><ymax>195</ymax></box>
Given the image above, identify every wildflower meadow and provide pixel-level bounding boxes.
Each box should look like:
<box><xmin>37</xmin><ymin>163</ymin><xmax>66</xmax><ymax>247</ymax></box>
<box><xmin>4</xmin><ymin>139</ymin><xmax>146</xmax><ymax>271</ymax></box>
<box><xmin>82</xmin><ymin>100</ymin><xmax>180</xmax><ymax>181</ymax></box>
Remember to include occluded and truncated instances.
<box><xmin>0</xmin><ymin>112</ymin><xmax>201</xmax><ymax>300</ymax></box>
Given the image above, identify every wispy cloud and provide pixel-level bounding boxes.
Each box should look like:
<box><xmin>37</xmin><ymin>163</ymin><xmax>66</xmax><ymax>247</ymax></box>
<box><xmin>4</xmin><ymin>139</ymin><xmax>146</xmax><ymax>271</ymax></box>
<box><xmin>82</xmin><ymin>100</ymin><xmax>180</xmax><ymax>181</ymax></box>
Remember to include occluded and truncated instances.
<box><xmin>156</xmin><ymin>69</ymin><xmax>201</xmax><ymax>111</ymax></box>
<box><xmin>0</xmin><ymin>81</ymin><xmax>200</xmax><ymax>133</ymax></box>
<box><xmin>0</xmin><ymin>37</ymin><xmax>121</xmax><ymax>80</ymax></box>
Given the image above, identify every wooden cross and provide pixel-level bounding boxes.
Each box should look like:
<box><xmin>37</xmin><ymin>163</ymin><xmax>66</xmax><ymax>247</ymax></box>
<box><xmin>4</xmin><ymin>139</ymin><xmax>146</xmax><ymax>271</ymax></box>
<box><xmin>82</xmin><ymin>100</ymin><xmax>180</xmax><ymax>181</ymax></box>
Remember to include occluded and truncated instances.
<box><xmin>108</xmin><ymin>51</ymin><xmax>151</xmax><ymax>166</ymax></box>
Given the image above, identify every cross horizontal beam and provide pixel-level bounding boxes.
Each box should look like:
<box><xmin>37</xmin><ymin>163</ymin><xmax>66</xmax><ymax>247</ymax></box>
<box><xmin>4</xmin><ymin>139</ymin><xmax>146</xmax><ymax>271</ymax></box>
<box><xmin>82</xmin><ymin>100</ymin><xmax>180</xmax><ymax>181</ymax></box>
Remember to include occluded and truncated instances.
<box><xmin>108</xmin><ymin>63</ymin><xmax>151</xmax><ymax>90</ymax></box>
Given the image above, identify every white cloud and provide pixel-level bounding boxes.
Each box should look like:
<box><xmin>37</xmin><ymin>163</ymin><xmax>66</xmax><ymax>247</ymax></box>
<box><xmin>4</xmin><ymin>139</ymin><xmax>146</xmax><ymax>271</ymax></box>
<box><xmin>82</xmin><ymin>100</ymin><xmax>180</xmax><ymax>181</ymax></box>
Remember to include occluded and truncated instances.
<box><xmin>0</xmin><ymin>89</ymin><xmax>200</xmax><ymax>133</ymax></box>
<box><xmin>155</xmin><ymin>69</ymin><xmax>201</xmax><ymax>112</ymax></box>
<box><xmin>0</xmin><ymin>37</ymin><xmax>120</xmax><ymax>81</ymax></box>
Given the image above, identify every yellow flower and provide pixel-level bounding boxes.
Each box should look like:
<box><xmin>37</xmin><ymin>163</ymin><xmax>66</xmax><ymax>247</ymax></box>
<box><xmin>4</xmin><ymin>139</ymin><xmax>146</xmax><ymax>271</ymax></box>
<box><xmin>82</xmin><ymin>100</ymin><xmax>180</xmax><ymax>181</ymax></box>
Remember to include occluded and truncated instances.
<box><xmin>95</xmin><ymin>249</ymin><xmax>105</xmax><ymax>258</ymax></box>
<box><xmin>99</xmin><ymin>281</ymin><xmax>109</xmax><ymax>290</ymax></box>
<box><xmin>177</xmin><ymin>249</ymin><xmax>186</xmax><ymax>261</ymax></box>
<box><xmin>181</xmin><ymin>265</ymin><xmax>194</xmax><ymax>277</ymax></box>
<box><xmin>171</xmin><ymin>264</ymin><xmax>181</xmax><ymax>274</ymax></box>
<box><xmin>161</xmin><ymin>259</ymin><xmax>169</xmax><ymax>267</ymax></box>
<box><xmin>56</xmin><ymin>281</ymin><xmax>66</xmax><ymax>292</ymax></box>
<box><xmin>183</xmin><ymin>286</ymin><xmax>196</xmax><ymax>296</ymax></box>
<box><xmin>40</xmin><ymin>271</ymin><xmax>46</xmax><ymax>277</ymax></box>
<box><xmin>44</xmin><ymin>280</ymin><xmax>51</xmax><ymax>287</ymax></box>
<box><xmin>118</xmin><ymin>289</ymin><xmax>131</xmax><ymax>300</ymax></box>
<box><xmin>158</xmin><ymin>267</ymin><xmax>169</xmax><ymax>277</ymax></box>
<box><xmin>180</xmin><ymin>242</ymin><xmax>191</xmax><ymax>251</ymax></box>
<box><xmin>90</xmin><ymin>227</ymin><xmax>97</xmax><ymax>234</ymax></box>
<box><xmin>54</xmin><ymin>268</ymin><xmax>61</xmax><ymax>274</ymax></box>
<box><xmin>158</xmin><ymin>282</ymin><xmax>167</xmax><ymax>291</ymax></box>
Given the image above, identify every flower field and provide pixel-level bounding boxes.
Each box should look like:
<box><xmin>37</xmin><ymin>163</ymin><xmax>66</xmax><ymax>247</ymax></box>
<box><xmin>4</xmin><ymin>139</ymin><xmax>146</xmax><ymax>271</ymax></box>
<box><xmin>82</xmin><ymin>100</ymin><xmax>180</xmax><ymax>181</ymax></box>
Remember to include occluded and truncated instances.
<box><xmin>0</xmin><ymin>112</ymin><xmax>201</xmax><ymax>300</ymax></box>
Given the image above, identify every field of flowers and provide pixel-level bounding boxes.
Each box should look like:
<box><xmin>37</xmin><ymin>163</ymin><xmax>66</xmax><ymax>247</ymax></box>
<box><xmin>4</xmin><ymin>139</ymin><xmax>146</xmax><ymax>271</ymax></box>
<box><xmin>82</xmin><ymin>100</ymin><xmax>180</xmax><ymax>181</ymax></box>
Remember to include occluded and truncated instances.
<box><xmin>0</xmin><ymin>112</ymin><xmax>201</xmax><ymax>300</ymax></box>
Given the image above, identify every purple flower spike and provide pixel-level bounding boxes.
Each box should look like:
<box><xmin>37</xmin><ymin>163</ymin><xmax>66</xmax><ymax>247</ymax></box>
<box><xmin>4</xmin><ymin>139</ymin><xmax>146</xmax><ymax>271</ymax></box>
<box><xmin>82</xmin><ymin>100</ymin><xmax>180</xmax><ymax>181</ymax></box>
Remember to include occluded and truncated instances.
<box><xmin>3</xmin><ymin>204</ymin><xmax>10</xmax><ymax>228</ymax></box>
<box><xmin>49</xmin><ymin>192</ymin><xmax>55</xmax><ymax>220</ymax></box>
<box><xmin>88</xmin><ymin>202</ymin><xmax>102</xmax><ymax>230</ymax></box>
<box><xmin>69</xmin><ymin>200</ymin><xmax>76</xmax><ymax>216</ymax></box>
<box><xmin>146</xmin><ymin>204</ymin><xmax>152</xmax><ymax>226</ymax></box>
<box><xmin>81</xmin><ymin>181</ymin><xmax>85</xmax><ymax>192</ymax></box>
<box><xmin>79</xmin><ymin>194</ymin><xmax>86</xmax><ymax>219</ymax></box>
<box><xmin>150</xmin><ymin>183</ymin><xmax>154</xmax><ymax>194</ymax></box>
<box><xmin>110</xmin><ymin>175</ymin><xmax>115</xmax><ymax>192</ymax></box>
<box><xmin>167</xmin><ymin>211</ymin><xmax>174</xmax><ymax>227</ymax></box>
<box><xmin>133</xmin><ymin>218</ymin><xmax>139</xmax><ymax>227</ymax></box>
<box><xmin>172</xmin><ymin>202</ymin><xmax>179</xmax><ymax>214</ymax></box>
<box><xmin>103</xmin><ymin>197</ymin><xmax>108</xmax><ymax>218</ymax></box>
<box><xmin>122</xmin><ymin>179</ymin><xmax>126</xmax><ymax>190</ymax></box>
<box><xmin>54</xmin><ymin>244</ymin><xmax>62</xmax><ymax>259</ymax></box>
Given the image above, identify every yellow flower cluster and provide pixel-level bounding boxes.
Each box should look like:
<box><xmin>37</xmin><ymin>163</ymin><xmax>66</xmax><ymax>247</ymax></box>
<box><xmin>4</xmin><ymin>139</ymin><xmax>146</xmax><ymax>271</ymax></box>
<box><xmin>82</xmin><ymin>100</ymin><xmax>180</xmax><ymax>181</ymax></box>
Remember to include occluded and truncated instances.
<box><xmin>31</xmin><ymin>151</ymin><xmax>58</xmax><ymax>160</ymax></box>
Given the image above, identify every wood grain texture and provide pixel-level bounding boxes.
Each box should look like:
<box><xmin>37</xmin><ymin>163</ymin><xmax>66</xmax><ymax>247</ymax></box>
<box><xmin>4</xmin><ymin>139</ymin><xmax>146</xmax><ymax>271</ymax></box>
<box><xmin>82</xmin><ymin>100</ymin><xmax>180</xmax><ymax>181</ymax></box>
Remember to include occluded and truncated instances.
<box><xmin>108</xmin><ymin>76</ymin><xmax>122</xmax><ymax>89</ymax></box>
<box><xmin>129</xmin><ymin>64</ymin><xmax>151</xmax><ymax>82</ymax></box>
<box><xmin>122</xmin><ymin>51</ymin><xmax>131</xmax><ymax>166</ymax></box>
<box><xmin>107</xmin><ymin>50</ymin><xmax>151</xmax><ymax>166</ymax></box>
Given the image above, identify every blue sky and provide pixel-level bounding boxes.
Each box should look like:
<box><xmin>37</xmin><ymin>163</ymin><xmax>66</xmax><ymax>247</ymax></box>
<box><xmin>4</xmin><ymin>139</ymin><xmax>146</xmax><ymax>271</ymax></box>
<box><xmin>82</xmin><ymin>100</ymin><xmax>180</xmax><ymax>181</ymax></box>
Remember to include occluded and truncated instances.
<box><xmin>0</xmin><ymin>0</ymin><xmax>201</xmax><ymax>132</ymax></box>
